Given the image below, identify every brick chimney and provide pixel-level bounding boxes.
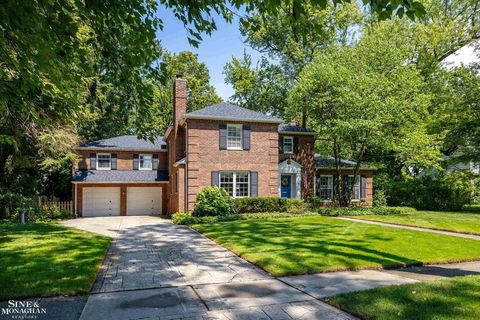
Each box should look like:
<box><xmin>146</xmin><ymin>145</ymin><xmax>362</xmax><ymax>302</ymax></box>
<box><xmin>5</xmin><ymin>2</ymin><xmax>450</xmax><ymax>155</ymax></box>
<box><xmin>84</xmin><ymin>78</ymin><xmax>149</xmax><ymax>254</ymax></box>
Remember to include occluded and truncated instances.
<box><xmin>173</xmin><ymin>74</ymin><xmax>186</xmax><ymax>131</ymax></box>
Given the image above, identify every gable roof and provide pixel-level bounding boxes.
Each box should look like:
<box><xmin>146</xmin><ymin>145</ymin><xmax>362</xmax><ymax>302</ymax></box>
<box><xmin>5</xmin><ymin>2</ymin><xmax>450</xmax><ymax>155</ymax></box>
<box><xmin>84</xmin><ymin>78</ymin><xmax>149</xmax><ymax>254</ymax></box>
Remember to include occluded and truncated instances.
<box><xmin>75</xmin><ymin>135</ymin><xmax>166</xmax><ymax>151</ymax></box>
<box><xmin>279</xmin><ymin>124</ymin><xmax>316</xmax><ymax>135</ymax></box>
<box><xmin>184</xmin><ymin>102</ymin><xmax>283</xmax><ymax>123</ymax></box>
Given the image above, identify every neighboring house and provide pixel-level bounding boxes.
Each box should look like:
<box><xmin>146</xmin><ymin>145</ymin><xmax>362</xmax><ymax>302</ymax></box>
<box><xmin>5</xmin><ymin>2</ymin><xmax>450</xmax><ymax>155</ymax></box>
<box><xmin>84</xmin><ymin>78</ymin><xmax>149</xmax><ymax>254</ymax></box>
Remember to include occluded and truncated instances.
<box><xmin>72</xmin><ymin>76</ymin><xmax>373</xmax><ymax>216</ymax></box>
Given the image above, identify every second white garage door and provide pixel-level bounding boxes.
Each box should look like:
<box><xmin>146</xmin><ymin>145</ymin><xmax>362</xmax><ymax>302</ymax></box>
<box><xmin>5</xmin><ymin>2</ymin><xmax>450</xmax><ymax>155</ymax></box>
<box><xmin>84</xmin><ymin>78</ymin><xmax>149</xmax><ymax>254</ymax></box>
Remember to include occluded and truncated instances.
<box><xmin>127</xmin><ymin>187</ymin><xmax>162</xmax><ymax>216</ymax></box>
<box><xmin>83</xmin><ymin>187</ymin><xmax>120</xmax><ymax>217</ymax></box>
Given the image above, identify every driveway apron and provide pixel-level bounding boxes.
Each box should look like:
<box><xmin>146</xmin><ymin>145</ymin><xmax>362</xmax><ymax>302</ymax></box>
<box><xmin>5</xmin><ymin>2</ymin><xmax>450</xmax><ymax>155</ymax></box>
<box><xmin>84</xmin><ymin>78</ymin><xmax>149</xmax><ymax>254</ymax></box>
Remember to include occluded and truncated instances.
<box><xmin>63</xmin><ymin>217</ymin><xmax>354</xmax><ymax>320</ymax></box>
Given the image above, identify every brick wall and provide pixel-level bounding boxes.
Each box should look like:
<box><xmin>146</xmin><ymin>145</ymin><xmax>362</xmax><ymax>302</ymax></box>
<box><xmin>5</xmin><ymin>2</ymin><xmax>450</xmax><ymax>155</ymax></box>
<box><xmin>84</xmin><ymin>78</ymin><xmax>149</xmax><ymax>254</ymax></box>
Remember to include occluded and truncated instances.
<box><xmin>75</xmin><ymin>150</ymin><xmax>168</xmax><ymax>171</ymax></box>
<box><xmin>279</xmin><ymin>134</ymin><xmax>316</xmax><ymax>198</ymax></box>
<box><xmin>75</xmin><ymin>183</ymin><xmax>168</xmax><ymax>216</ymax></box>
<box><xmin>185</xmin><ymin>119</ymin><xmax>279</xmax><ymax>212</ymax></box>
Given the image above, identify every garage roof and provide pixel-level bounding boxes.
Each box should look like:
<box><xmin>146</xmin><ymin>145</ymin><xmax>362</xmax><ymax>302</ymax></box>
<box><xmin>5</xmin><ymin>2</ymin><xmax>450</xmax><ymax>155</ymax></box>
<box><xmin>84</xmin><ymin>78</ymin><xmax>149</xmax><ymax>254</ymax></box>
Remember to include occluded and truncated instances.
<box><xmin>72</xmin><ymin>170</ymin><xmax>169</xmax><ymax>182</ymax></box>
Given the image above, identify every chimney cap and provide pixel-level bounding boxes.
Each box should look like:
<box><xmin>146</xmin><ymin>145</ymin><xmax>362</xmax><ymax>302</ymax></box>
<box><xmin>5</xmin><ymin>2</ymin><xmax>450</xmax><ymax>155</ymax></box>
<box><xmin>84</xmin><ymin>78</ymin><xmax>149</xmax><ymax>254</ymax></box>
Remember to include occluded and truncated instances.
<box><xmin>175</xmin><ymin>74</ymin><xmax>183</xmax><ymax>79</ymax></box>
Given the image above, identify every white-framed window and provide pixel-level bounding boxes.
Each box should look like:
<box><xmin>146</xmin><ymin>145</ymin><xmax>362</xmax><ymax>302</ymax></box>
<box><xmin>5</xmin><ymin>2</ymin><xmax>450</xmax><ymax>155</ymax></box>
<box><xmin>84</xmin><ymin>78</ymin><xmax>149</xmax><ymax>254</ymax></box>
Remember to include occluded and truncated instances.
<box><xmin>318</xmin><ymin>175</ymin><xmax>333</xmax><ymax>200</ymax></box>
<box><xmin>219</xmin><ymin>171</ymin><xmax>250</xmax><ymax>198</ymax></box>
<box><xmin>283</xmin><ymin>136</ymin><xmax>294</xmax><ymax>154</ymax></box>
<box><xmin>227</xmin><ymin>124</ymin><xmax>242</xmax><ymax>150</ymax></box>
<box><xmin>349</xmin><ymin>175</ymin><xmax>361</xmax><ymax>200</ymax></box>
<box><xmin>96</xmin><ymin>153</ymin><xmax>111</xmax><ymax>170</ymax></box>
<box><xmin>139</xmin><ymin>154</ymin><xmax>153</xmax><ymax>170</ymax></box>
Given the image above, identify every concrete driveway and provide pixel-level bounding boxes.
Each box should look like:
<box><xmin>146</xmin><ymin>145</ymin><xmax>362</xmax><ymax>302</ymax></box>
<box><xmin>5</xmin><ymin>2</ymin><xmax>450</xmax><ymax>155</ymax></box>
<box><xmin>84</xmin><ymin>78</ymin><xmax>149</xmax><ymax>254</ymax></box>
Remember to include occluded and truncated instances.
<box><xmin>63</xmin><ymin>217</ymin><xmax>354</xmax><ymax>320</ymax></box>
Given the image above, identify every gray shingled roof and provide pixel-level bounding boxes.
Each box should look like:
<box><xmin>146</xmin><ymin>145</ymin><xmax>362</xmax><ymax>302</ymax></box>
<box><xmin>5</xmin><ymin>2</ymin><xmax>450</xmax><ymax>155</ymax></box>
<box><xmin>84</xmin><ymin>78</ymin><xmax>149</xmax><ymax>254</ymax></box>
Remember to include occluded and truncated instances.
<box><xmin>185</xmin><ymin>102</ymin><xmax>283</xmax><ymax>123</ymax></box>
<box><xmin>279</xmin><ymin>124</ymin><xmax>315</xmax><ymax>134</ymax></box>
<box><xmin>77</xmin><ymin>135</ymin><xmax>166</xmax><ymax>150</ymax></box>
<box><xmin>315</xmin><ymin>155</ymin><xmax>357</xmax><ymax>168</ymax></box>
<box><xmin>314</xmin><ymin>155</ymin><xmax>375</xmax><ymax>170</ymax></box>
<box><xmin>72</xmin><ymin>170</ymin><xmax>168</xmax><ymax>182</ymax></box>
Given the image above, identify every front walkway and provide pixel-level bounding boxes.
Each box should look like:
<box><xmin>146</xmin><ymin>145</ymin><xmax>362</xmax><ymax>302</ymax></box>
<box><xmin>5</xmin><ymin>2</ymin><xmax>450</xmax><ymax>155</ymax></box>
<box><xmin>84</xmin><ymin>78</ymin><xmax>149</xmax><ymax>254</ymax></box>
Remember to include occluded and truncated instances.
<box><xmin>63</xmin><ymin>217</ymin><xmax>354</xmax><ymax>320</ymax></box>
<box><xmin>281</xmin><ymin>261</ymin><xmax>480</xmax><ymax>298</ymax></box>
<box><xmin>337</xmin><ymin>217</ymin><xmax>480</xmax><ymax>240</ymax></box>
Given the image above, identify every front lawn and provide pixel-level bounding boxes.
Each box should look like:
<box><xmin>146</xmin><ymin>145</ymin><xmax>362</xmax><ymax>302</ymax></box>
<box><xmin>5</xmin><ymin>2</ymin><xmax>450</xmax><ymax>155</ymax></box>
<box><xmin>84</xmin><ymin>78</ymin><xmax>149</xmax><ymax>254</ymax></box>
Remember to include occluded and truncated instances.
<box><xmin>328</xmin><ymin>275</ymin><xmax>480</xmax><ymax>320</ymax></box>
<box><xmin>193</xmin><ymin>216</ymin><xmax>480</xmax><ymax>276</ymax></box>
<box><xmin>0</xmin><ymin>222</ymin><xmax>111</xmax><ymax>300</ymax></box>
<box><xmin>350</xmin><ymin>210</ymin><xmax>480</xmax><ymax>235</ymax></box>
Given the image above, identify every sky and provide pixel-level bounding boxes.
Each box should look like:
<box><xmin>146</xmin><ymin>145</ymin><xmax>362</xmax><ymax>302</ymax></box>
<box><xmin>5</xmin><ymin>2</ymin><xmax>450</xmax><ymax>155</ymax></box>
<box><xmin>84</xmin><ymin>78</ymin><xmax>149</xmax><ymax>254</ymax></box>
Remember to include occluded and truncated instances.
<box><xmin>155</xmin><ymin>6</ymin><xmax>262</xmax><ymax>101</ymax></box>
<box><xmin>156</xmin><ymin>6</ymin><xmax>479</xmax><ymax>101</ymax></box>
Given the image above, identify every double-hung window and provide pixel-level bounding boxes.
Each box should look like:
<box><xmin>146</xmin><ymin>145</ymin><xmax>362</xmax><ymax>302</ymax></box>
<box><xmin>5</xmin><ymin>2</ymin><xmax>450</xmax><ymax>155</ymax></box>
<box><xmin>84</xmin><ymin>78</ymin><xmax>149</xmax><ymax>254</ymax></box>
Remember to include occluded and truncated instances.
<box><xmin>283</xmin><ymin>136</ymin><xmax>294</xmax><ymax>154</ymax></box>
<box><xmin>318</xmin><ymin>175</ymin><xmax>333</xmax><ymax>200</ymax></box>
<box><xmin>219</xmin><ymin>172</ymin><xmax>249</xmax><ymax>197</ymax></box>
<box><xmin>227</xmin><ymin>124</ymin><xmax>242</xmax><ymax>150</ymax></box>
<box><xmin>139</xmin><ymin>154</ymin><xmax>153</xmax><ymax>170</ymax></box>
<box><xmin>349</xmin><ymin>176</ymin><xmax>361</xmax><ymax>200</ymax></box>
<box><xmin>97</xmin><ymin>153</ymin><xmax>111</xmax><ymax>170</ymax></box>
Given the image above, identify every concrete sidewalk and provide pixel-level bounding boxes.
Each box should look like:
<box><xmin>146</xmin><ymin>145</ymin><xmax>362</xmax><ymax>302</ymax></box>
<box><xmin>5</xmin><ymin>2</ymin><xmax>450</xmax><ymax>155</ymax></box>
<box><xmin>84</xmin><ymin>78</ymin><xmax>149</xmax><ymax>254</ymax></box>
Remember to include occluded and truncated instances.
<box><xmin>281</xmin><ymin>261</ymin><xmax>480</xmax><ymax>298</ymax></box>
<box><xmin>336</xmin><ymin>217</ymin><xmax>480</xmax><ymax>240</ymax></box>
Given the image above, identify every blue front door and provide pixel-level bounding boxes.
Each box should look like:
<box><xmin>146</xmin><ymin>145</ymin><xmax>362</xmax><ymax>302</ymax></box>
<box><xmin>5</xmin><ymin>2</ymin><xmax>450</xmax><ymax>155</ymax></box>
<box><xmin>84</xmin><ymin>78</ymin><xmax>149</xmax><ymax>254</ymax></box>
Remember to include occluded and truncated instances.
<box><xmin>281</xmin><ymin>175</ymin><xmax>291</xmax><ymax>198</ymax></box>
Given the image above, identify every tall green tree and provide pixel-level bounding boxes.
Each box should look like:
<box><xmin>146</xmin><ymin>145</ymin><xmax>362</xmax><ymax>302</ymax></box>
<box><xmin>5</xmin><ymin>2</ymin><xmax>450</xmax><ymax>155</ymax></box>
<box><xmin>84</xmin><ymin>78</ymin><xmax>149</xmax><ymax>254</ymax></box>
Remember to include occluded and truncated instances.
<box><xmin>225</xmin><ymin>2</ymin><xmax>364</xmax><ymax>125</ymax></box>
<box><xmin>289</xmin><ymin>28</ymin><xmax>439</xmax><ymax>205</ymax></box>
<box><xmin>224</xmin><ymin>53</ymin><xmax>289</xmax><ymax>117</ymax></box>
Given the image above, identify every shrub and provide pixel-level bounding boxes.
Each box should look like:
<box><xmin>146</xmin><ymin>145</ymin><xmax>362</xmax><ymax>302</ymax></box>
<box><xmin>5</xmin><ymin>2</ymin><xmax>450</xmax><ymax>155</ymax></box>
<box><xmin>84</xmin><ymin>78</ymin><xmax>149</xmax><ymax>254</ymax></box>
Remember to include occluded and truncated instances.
<box><xmin>306</xmin><ymin>196</ymin><xmax>326</xmax><ymax>209</ymax></box>
<box><xmin>8</xmin><ymin>206</ymin><xmax>72</xmax><ymax>223</ymax></box>
<box><xmin>386</xmin><ymin>172</ymin><xmax>474</xmax><ymax>211</ymax></box>
<box><xmin>372</xmin><ymin>190</ymin><xmax>388</xmax><ymax>207</ymax></box>
<box><xmin>193</xmin><ymin>186</ymin><xmax>234</xmax><ymax>216</ymax></box>
<box><xmin>463</xmin><ymin>204</ymin><xmax>480</xmax><ymax>213</ymax></box>
<box><xmin>233</xmin><ymin>197</ymin><xmax>309</xmax><ymax>214</ymax></box>
<box><xmin>234</xmin><ymin>197</ymin><xmax>288</xmax><ymax>213</ymax></box>
<box><xmin>171</xmin><ymin>211</ymin><xmax>319</xmax><ymax>225</ymax></box>
<box><xmin>317</xmin><ymin>206</ymin><xmax>411</xmax><ymax>217</ymax></box>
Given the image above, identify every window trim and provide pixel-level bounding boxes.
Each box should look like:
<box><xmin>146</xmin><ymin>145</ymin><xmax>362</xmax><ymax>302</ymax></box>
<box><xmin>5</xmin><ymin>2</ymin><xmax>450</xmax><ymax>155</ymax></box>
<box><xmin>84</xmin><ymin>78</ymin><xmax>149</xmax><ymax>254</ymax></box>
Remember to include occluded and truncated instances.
<box><xmin>219</xmin><ymin>171</ymin><xmax>250</xmax><ymax>198</ymax></box>
<box><xmin>226</xmin><ymin>124</ymin><xmax>243</xmax><ymax>150</ymax></box>
<box><xmin>349</xmin><ymin>175</ymin><xmax>361</xmax><ymax>200</ymax></box>
<box><xmin>96</xmin><ymin>153</ymin><xmax>111</xmax><ymax>170</ymax></box>
<box><xmin>283</xmin><ymin>136</ymin><xmax>294</xmax><ymax>154</ymax></box>
<box><xmin>318</xmin><ymin>175</ymin><xmax>333</xmax><ymax>201</ymax></box>
<box><xmin>139</xmin><ymin>154</ymin><xmax>153</xmax><ymax>170</ymax></box>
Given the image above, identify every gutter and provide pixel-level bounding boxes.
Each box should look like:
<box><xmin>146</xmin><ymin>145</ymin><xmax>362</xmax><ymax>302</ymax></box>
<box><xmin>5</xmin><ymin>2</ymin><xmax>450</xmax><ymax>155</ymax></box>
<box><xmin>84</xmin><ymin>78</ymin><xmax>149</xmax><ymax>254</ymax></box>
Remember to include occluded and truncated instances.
<box><xmin>279</xmin><ymin>131</ymin><xmax>316</xmax><ymax>136</ymax></box>
<box><xmin>182</xmin><ymin>114</ymin><xmax>284</xmax><ymax>124</ymax></box>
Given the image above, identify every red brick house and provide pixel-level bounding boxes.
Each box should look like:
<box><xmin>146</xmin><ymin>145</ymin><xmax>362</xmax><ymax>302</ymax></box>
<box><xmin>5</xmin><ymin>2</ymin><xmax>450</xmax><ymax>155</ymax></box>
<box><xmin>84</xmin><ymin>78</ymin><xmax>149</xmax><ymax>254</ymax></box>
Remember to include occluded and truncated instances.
<box><xmin>72</xmin><ymin>76</ymin><xmax>373</xmax><ymax>216</ymax></box>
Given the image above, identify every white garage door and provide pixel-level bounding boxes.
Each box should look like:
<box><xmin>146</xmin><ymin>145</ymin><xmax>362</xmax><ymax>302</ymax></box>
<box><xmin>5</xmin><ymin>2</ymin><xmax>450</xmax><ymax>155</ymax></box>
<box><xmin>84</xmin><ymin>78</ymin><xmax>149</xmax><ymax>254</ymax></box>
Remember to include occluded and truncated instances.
<box><xmin>83</xmin><ymin>187</ymin><xmax>120</xmax><ymax>217</ymax></box>
<box><xmin>127</xmin><ymin>187</ymin><xmax>162</xmax><ymax>216</ymax></box>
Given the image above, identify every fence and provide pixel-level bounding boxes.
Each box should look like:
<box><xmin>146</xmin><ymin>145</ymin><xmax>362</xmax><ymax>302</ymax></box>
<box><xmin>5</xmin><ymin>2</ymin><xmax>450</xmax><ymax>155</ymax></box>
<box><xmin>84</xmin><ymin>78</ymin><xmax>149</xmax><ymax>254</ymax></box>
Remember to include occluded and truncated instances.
<box><xmin>37</xmin><ymin>200</ymin><xmax>73</xmax><ymax>213</ymax></box>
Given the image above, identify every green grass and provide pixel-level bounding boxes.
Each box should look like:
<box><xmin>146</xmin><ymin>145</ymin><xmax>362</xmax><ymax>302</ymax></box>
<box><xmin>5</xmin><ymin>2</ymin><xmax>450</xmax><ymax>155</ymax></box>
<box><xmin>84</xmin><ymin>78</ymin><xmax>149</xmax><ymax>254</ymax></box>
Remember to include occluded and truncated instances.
<box><xmin>0</xmin><ymin>222</ymin><xmax>111</xmax><ymax>300</ymax></box>
<box><xmin>193</xmin><ymin>216</ymin><xmax>480</xmax><ymax>276</ymax></box>
<box><xmin>328</xmin><ymin>275</ymin><xmax>480</xmax><ymax>320</ymax></box>
<box><xmin>350</xmin><ymin>210</ymin><xmax>480</xmax><ymax>235</ymax></box>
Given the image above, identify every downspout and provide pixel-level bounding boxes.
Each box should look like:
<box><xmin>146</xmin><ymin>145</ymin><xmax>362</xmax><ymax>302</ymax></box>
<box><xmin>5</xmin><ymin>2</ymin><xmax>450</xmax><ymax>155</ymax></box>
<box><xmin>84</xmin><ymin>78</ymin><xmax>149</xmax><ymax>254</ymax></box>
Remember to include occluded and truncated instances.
<box><xmin>185</xmin><ymin>123</ymin><xmax>188</xmax><ymax>213</ymax></box>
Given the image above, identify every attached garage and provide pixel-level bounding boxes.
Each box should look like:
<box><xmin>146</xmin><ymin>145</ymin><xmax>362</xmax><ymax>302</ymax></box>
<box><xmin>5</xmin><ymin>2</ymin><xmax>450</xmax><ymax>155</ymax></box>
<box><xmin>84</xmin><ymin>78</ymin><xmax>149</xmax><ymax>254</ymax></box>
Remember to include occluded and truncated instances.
<box><xmin>127</xmin><ymin>187</ymin><xmax>162</xmax><ymax>215</ymax></box>
<box><xmin>83</xmin><ymin>187</ymin><xmax>120</xmax><ymax>217</ymax></box>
